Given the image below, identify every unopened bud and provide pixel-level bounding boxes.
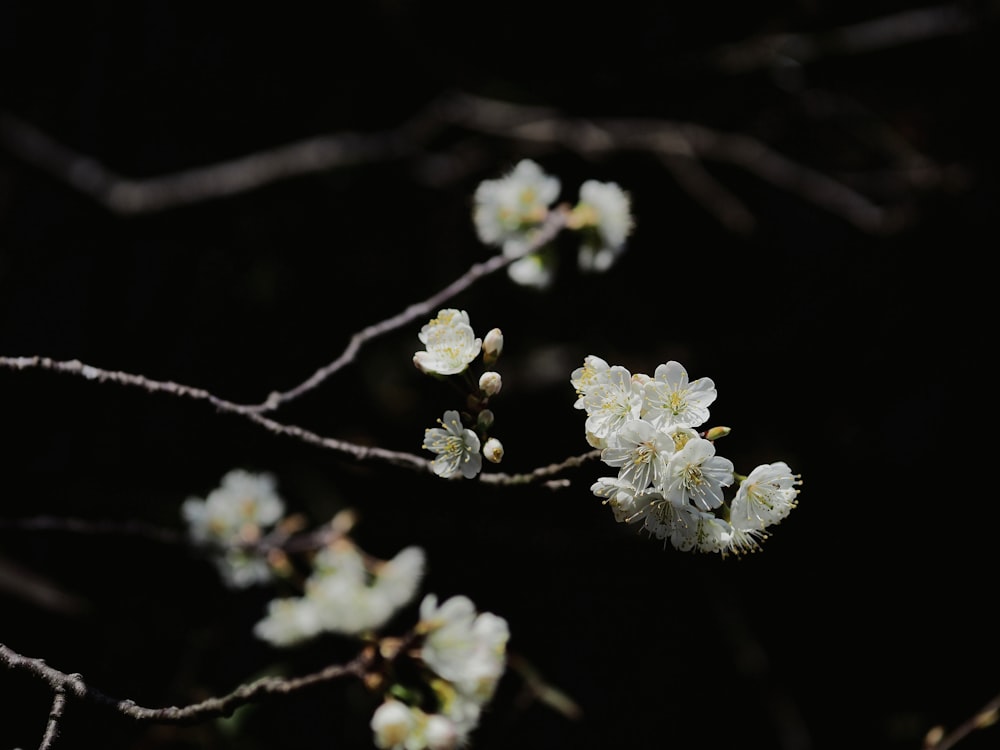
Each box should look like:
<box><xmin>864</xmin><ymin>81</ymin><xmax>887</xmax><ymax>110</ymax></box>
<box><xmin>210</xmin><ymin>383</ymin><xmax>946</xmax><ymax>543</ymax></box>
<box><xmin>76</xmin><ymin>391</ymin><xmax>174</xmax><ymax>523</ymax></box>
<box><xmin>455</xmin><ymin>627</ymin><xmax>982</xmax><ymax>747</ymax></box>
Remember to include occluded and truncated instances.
<box><xmin>704</xmin><ymin>426</ymin><xmax>731</xmax><ymax>441</ymax></box>
<box><xmin>479</xmin><ymin>371</ymin><xmax>502</xmax><ymax>397</ymax></box>
<box><xmin>483</xmin><ymin>328</ymin><xmax>503</xmax><ymax>365</ymax></box>
<box><xmin>477</xmin><ymin>409</ymin><xmax>495</xmax><ymax>430</ymax></box>
<box><xmin>483</xmin><ymin>437</ymin><xmax>504</xmax><ymax>464</ymax></box>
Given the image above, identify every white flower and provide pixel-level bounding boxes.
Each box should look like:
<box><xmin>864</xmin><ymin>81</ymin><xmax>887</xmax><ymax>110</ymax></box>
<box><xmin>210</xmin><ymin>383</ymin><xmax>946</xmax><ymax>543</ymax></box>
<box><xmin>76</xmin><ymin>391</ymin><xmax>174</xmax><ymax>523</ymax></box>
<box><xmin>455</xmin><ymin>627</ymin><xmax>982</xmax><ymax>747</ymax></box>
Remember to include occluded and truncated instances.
<box><xmin>253</xmin><ymin>596</ymin><xmax>322</xmax><ymax>647</ymax></box>
<box><xmin>181</xmin><ymin>469</ymin><xmax>286</xmax><ymax>588</ymax></box>
<box><xmin>591</xmin><ymin>477</ymin><xmax>655</xmax><ymax>523</ymax></box>
<box><xmin>423</xmin><ymin>410</ymin><xmax>483</xmax><ymax>479</ymax></box>
<box><xmin>661</xmin><ymin>437</ymin><xmax>734</xmax><ymax>511</ymax></box>
<box><xmin>575</xmin><ymin>180</ymin><xmax>634</xmax><ymax>273</ymax></box>
<box><xmin>472</xmin><ymin>159</ymin><xmax>561</xmax><ymax>250</ymax></box>
<box><xmin>506</xmin><ymin>250</ymin><xmax>556</xmax><ymax>290</ymax></box>
<box><xmin>419</xmin><ymin>594</ymin><xmax>510</xmax><ymax>704</ymax></box>
<box><xmin>413</xmin><ymin>309</ymin><xmax>482</xmax><ymax>376</ymax></box>
<box><xmin>667</xmin><ymin>505</ymin><xmax>734</xmax><ymax>553</ymax></box>
<box><xmin>374</xmin><ymin>545</ymin><xmax>427</xmax><ymax>607</ymax></box>
<box><xmin>580</xmin><ymin>365</ymin><xmax>643</xmax><ymax>447</ymax></box>
<box><xmin>424</xmin><ymin>714</ymin><xmax>461</xmax><ymax>750</ymax></box>
<box><xmin>641</xmin><ymin>361</ymin><xmax>717</xmax><ymax>430</ymax></box>
<box><xmin>599</xmin><ymin>419</ymin><xmax>674</xmax><ymax>493</ymax></box>
<box><xmin>215</xmin><ymin>549</ymin><xmax>275</xmax><ymax>589</ymax></box>
<box><xmin>730</xmin><ymin>462</ymin><xmax>801</xmax><ymax>530</ymax></box>
<box><xmin>254</xmin><ymin>543</ymin><xmax>425</xmax><ymax>644</ymax></box>
<box><xmin>570</xmin><ymin>355</ymin><xmax>611</xmax><ymax>410</ymax></box>
<box><xmin>307</xmin><ymin>543</ymin><xmax>425</xmax><ymax>636</ymax></box>
<box><xmin>371</xmin><ymin>699</ymin><xmax>417</xmax><ymax>750</ymax></box>
<box><xmin>181</xmin><ymin>468</ymin><xmax>285</xmax><ymax>545</ymax></box>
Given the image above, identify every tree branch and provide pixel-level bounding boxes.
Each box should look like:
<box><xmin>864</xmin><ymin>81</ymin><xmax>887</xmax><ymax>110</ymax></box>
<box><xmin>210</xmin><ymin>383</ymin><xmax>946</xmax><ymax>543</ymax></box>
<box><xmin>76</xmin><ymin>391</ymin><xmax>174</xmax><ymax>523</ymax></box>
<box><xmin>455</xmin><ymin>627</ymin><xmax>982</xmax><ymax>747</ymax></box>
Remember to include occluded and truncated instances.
<box><xmin>0</xmin><ymin>642</ymin><xmax>371</xmax><ymax>725</ymax></box>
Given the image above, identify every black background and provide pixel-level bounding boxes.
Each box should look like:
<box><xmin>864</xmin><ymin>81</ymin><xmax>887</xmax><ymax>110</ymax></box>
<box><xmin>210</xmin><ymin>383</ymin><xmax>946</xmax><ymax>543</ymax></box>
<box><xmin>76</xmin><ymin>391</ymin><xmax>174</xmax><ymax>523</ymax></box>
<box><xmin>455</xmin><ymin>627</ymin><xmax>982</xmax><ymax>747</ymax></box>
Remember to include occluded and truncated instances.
<box><xmin>0</xmin><ymin>3</ymin><xmax>997</xmax><ymax>750</ymax></box>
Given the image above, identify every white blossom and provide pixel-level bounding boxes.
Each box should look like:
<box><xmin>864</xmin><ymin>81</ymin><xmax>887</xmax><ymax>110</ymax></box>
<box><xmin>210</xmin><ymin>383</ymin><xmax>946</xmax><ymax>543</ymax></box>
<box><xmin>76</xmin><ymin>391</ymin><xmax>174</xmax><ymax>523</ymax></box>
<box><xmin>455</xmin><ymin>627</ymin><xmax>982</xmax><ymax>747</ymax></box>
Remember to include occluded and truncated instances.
<box><xmin>181</xmin><ymin>469</ymin><xmax>286</xmax><ymax>588</ymax></box>
<box><xmin>730</xmin><ymin>462</ymin><xmax>801</xmax><ymax>531</ymax></box>
<box><xmin>641</xmin><ymin>361</ymin><xmax>717</xmax><ymax>430</ymax></box>
<box><xmin>506</xmin><ymin>251</ymin><xmax>556</xmax><ymax>290</ymax></box>
<box><xmin>599</xmin><ymin>419</ymin><xmax>674</xmax><ymax>493</ymax></box>
<box><xmin>254</xmin><ymin>542</ymin><xmax>425</xmax><ymax>645</ymax></box>
<box><xmin>423</xmin><ymin>410</ymin><xmax>483</xmax><ymax>479</ymax></box>
<box><xmin>580</xmin><ymin>365</ymin><xmax>643</xmax><ymax>447</ymax></box>
<box><xmin>419</xmin><ymin>594</ymin><xmax>510</xmax><ymax>704</ymax></box>
<box><xmin>661</xmin><ymin>437</ymin><xmax>734</xmax><ymax>511</ymax></box>
<box><xmin>575</xmin><ymin>179</ymin><xmax>634</xmax><ymax>273</ymax></box>
<box><xmin>413</xmin><ymin>309</ymin><xmax>482</xmax><ymax>376</ymax></box>
<box><xmin>472</xmin><ymin>159</ymin><xmax>560</xmax><ymax>250</ymax></box>
<box><xmin>371</xmin><ymin>700</ymin><xmax>417</xmax><ymax>750</ymax></box>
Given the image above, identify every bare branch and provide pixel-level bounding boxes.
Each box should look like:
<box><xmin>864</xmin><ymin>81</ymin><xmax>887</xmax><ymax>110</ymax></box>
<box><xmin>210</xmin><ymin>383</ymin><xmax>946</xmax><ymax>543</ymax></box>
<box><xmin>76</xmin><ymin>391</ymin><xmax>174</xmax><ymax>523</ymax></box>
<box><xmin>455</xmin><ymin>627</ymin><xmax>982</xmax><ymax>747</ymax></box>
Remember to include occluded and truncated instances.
<box><xmin>38</xmin><ymin>688</ymin><xmax>67</xmax><ymax>750</ymax></box>
<box><xmin>252</xmin><ymin>207</ymin><xmax>569</xmax><ymax>411</ymax></box>
<box><xmin>0</xmin><ymin>642</ymin><xmax>371</xmax><ymax>725</ymax></box>
<box><xmin>0</xmin><ymin>353</ymin><xmax>596</xmax><ymax>486</ymax></box>
<box><xmin>924</xmin><ymin>691</ymin><xmax>1000</xmax><ymax>750</ymax></box>
<box><xmin>2</xmin><ymin>80</ymin><xmax>962</xmax><ymax>233</ymax></box>
<box><xmin>710</xmin><ymin>3</ymin><xmax>977</xmax><ymax>74</ymax></box>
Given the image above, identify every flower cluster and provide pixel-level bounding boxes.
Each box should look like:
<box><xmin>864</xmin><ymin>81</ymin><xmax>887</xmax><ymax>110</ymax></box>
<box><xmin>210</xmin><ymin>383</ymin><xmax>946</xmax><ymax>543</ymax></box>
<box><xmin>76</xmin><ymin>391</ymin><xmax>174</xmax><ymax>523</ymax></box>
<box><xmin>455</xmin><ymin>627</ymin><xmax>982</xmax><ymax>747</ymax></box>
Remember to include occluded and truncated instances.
<box><xmin>371</xmin><ymin>594</ymin><xmax>509</xmax><ymax>750</ymax></box>
<box><xmin>572</xmin><ymin>356</ymin><xmax>801</xmax><ymax>555</ymax></box>
<box><xmin>416</xmin><ymin>309</ymin><xmax>505</xmax><ymax>479</ymax></box>
<box><xmin>472</xmin><ymin>159</ymin><xmax>633</xmax><ymax>289</ymax></box>
<box><xmin>253</xmin><ymin>540</ymin><xmax>426</xmax><ymax>645</ymax></box>
<box><xmin>181</xmin><ymin>469</ymin><xmax>286</xmax><ymax>588</ymax></box>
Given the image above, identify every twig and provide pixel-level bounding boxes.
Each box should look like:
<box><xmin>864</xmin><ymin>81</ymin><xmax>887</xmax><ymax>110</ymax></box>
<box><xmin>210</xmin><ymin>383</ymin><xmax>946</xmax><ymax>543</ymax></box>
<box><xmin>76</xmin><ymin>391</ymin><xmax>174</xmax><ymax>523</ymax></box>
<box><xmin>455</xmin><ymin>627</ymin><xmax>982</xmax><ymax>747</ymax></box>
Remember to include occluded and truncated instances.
<box><xmin>249</xmin><ymin>207</ymin><xmax>569</xmax><ymax>411</ymax></box>
<box><xmin>0</xmin><ymin>642</ymin><xmax>371</xmax><ymax>725</ymax></box>
<box><xmin>924</xmin><ymin>691</ymin><xmax>1000</xmax><ymax>750</ymax></box>
<box><xmin>710</xmin><ymin>3</ymin><xmax>977</xmax><ymax>74</ymax></box>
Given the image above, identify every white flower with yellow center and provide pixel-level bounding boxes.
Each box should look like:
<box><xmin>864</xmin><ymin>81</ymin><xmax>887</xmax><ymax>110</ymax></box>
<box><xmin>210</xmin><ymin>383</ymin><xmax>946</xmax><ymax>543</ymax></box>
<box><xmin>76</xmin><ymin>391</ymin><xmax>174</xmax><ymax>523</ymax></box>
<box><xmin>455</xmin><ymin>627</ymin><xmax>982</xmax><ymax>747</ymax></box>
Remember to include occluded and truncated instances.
<box><xmin>730</xmin><ymin>461</ymin><xmax>801</xmax><ymax>530</ymax></box>
<box><xmin>641</xmin><ymin>360</ymin><xmax>717</xmax><ymax>430</ymax></box>
<box><xmin>413</xmin><ymin>309</ymin><xmax>482</xmax><ymax>376</ymax></box>
<box><xmin>661</xmin><ymin>437</ymin><xmax>734</xmax><ymax>511</ymax></box>
<box><xmin>599</xmin><ymin>419</ymin><xmax>674</xmax><ymax>493</ymax></box>
<box><xmin>472</xmin><ymin>159</ymin><xmax>561</xmax><ymax>250</ymax></box>
<box><xmin>580</xmin><ymin>365</ymin><xmax>643</xmax><ymax>447</ymax></box>
<box><xmin>423</xmin><ymin>410</ymin><xmax>483</xmax><ymax>479</ymax></box>
<box><xmin>570</xmin><ymin>354</ymin><xmax>611</xmax><ymax>409</ymax></box>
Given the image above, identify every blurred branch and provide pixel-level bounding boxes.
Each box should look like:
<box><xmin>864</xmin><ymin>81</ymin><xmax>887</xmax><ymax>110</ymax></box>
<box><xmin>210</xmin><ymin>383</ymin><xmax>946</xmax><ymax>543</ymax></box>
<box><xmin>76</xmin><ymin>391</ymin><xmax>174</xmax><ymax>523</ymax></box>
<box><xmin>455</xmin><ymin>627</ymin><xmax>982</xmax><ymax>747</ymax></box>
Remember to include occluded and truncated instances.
<box><xmin>710</xmin><ymin>3</ymin><xmax>978</xmax><ymax>74</ymax></box>
<box><xmin>924</xmin><ymin>691</ymin><xmax>1000</xmax><ymax>750</ymax></box>
<box><xmin>1</xmin><ymin>53</ymin><xmax>968</xmax><ymax>233</ymax></box>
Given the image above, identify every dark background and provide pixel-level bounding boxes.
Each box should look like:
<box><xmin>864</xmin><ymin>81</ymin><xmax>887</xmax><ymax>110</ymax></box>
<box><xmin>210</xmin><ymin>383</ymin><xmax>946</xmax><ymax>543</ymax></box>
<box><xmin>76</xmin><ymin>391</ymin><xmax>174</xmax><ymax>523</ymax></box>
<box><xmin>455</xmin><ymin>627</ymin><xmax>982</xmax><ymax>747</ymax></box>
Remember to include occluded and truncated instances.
<box><xmin>0</xmin><ymin>3</ymin><xmax>997</xmax><ymax>750</ymax></box>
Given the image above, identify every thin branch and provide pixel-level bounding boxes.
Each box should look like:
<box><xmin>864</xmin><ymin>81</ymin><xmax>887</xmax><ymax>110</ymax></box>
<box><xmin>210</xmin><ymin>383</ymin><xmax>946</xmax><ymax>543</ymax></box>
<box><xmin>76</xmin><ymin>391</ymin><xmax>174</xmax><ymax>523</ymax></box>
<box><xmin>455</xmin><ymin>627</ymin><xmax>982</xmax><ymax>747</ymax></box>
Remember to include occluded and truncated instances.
<box><xmin>0</xmin><ymin>354</ymin><xmax>598</xmax><ymax>486</ymax></box>
<box><xmin>924</xmin><ymin>691</ymin><xmax>1000</xmax><ymax>750</ymax></box>
<box><xmin>0</xmin><ymin>642</ymin><xmax>372</xmax><ymax>724</ymax></box>
<box><xmin>0</xmin><ymin>516</ymin><xmax>186</xmax><ymax>545</ymax></box>
<box><xmin>710</xmin><ymin>3</ymin><xmax>977</xmax><ymax>74</ymax></box>
<box><xmin>250</xmin><ymin>207</ymin><xmax>569</xmax><ymax>411</ymax></box>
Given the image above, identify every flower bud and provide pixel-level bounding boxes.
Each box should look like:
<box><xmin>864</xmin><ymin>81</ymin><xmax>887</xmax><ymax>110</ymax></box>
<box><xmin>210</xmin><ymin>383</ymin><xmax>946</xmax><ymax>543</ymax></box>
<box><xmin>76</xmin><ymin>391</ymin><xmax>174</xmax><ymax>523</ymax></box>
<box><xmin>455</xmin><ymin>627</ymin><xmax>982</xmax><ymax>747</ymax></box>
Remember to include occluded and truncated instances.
<box><xmin>483</xmin><ymin>328</ymin><xmax>503</xmax><ymax>365</ymax></box>
<box><xmin>704</xmin><ymin>426</ymin><xmax>731</xmax><ymax>441</ymax></box>
<box><xmin>478</xmin><ymin>371</ymin><xmax>502</xmax><ymax>397</ymax></box>
<box><xmin>477</xmin><ymin>409</ymin><xmax>494</xmax><ymax>430</ymax></box>
<box><xmin>483</xmin><ymin>437</ymin><xmax>504</xmax><ymax>464</ymax></box>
